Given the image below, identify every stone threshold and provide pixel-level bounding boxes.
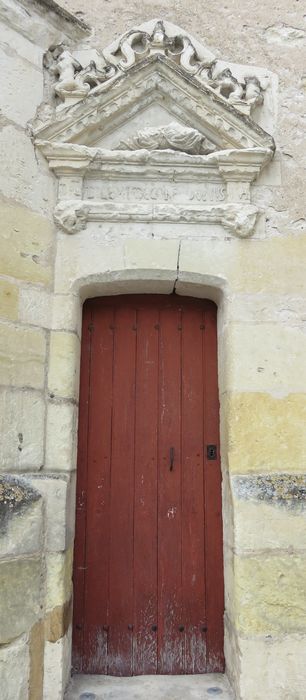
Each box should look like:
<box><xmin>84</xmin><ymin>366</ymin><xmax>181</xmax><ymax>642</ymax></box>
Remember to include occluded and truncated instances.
<box><xmin>65</xmin><ymin>673</ymin><xmax>235</xmax><ymax>699</ymax></box>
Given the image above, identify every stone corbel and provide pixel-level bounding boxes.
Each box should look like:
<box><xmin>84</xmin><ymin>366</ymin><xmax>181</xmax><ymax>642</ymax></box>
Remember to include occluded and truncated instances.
<box><xmin>54</xmin><ymin>201</ymin><xmax>89</xmax><ymax>234</ymax></box>
<box><xmin>221</xmin><ymin>204</ymin><xmax>258</xmax><ymax>237</ymax></box>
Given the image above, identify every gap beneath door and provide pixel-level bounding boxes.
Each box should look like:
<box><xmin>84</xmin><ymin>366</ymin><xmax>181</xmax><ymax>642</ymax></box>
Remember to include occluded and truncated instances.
<box><xmin>65</xmin><ymin>674</ymin><xmax>234</xmax><ymax>699</ymax></box>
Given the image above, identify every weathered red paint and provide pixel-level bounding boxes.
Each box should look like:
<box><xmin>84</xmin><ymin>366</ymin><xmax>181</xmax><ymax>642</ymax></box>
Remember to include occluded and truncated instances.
<box><xmin>72</xmin><ymin>295</ymin><xmax>224</xmax><ymax>676</ymax></box>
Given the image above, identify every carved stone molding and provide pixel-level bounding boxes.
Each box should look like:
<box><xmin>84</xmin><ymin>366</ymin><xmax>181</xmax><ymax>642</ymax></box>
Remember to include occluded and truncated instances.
<box><xmin>33</xmin><ymin>20</ymin><xmax>275</xmax><ymax>240</ymax></box>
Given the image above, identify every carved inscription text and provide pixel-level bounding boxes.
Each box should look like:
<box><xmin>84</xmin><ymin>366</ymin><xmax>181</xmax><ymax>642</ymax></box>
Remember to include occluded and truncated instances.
<box><xmin>83</xmin><ymin>180</ymin><xmax>226</xmax><ymax>204</ymax></box>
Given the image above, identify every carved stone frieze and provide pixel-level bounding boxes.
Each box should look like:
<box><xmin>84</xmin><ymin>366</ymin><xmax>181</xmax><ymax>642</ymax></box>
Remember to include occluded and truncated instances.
<box><xmin>43</xmin><ymin>20</ymin><xmax>266</xmax><ymax>117</ymax></box>
<box><xmin>53</xmin><ymin>198</ymin><xmax>259</xmax><ymax>237</ymax></box>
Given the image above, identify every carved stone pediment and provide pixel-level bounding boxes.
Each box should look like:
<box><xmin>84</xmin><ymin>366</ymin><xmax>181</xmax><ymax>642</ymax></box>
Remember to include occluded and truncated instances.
<box><xmin>33</xmin><ymin>20</ymin><xmax>275</xmax><ymax>238</ymax></box>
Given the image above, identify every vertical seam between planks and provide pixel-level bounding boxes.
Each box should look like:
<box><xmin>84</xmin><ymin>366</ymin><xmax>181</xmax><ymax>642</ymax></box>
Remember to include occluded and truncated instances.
<box><xmin>106</xmin><ymin>305</ymin><xmax>115</xmax><ymax>674</ymax></box>
<box><xmin>202</xmin><ymin>305</ymin><xmax>208</xmax><ymax>670</ymax></box>
<box><xmin>132</xmin><ymin>306</ymin><xmax>138</xmax><ymax>674</ymax></box>
<box><xmin>180</xmin><ymin>305</ymin><xmax>184</xmax><ymax>672</ymax></box>
<box><xmin>157</xmin><ymin>305</ymin><xmax>160</xmax><ymax>673</ymax></box>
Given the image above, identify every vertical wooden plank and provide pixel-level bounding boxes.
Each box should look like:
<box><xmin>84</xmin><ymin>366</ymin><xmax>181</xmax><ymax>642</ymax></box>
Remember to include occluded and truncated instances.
<box><xmin>133</xmin><ymin>304</ymin><xmax>159</xmax><ymax>674</ymax></box>
<box><xmin>107</xmin><ymin>304</ymin><xmax>137</xmax><ymax>676</ymax></box>
<box><xmin>157</xmin><ymin>302</ymin><xmax>184</xmax><ymax>674</ymax></box>
<box><xmin>203</xmin><ymin>302</ymin><xmax>224</xmax><ymax>672</ymax></box>
<box><xmin>181</xmin><ymin>305</ymin><xmax>207</xmax><ymax>673</ymax></box>
<box><xmin>72</xmin><ymin>301</ymin><xmax>92</xmax><ymax>673</ymax></box>
<box><xmin>82</xmin><ymin>303</ymin><xmax>114</xmax><ymax>673</ymax></box>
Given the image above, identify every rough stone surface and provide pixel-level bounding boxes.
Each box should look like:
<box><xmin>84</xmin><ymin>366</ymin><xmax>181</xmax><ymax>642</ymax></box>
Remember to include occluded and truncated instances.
<box><xmin>44</xmin><ymin>628</ymin><xmax>72</xmax><ymax>700</ymax></box>
<box><xmin>0</xmin><ymin>323</ymin><xmax>46</xmax><ymax>389</ymax></box>
<box><xmin>27</xmin><ymin>473</ymin><xmax>75</xmax><ymax>551</ymax></box>
<box><xmin>48</xmin><ymin>331</ymin><xmax>80</xmax><ymax>399</ymax></box>
<box><xmin>45</xmin><ymin>401</ymin><xmax>77</xmax><ymax>471</ymax></box>
<box><xmin>0</xmin><ymin>389</ymin><xmax>45</xmax><ymax>470</ymax></box>
<box><xmin>46</xmin><ymin>547</ymin><xmax>73</xmax><ymax>611</ymax></box>
<box><xmin>0</xmin><ymin>555</ymin><xmax>43</xmax><ymax>643</ymax></box>
<box><xmin>0</xmin><ymin>201</ymin><xmax>53</xmax><ymax>285</ymax></box>
<box><xmin>224</xmin><ymin>393</ymin><xmax>306</xmax><ymax>474</ymax></box>
<box><xmin>0</xmin><ymin>634</ymin><xmax>30</xmax><ymax>700</ymax></box>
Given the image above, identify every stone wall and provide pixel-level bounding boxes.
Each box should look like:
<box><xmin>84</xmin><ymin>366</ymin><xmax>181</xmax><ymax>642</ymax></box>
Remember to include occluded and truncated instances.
<box><xmin>0</xmin><ymin>2</ymin><xmax>88</xmax><ymax>698</ymax></box>
<box><xmin>0</xmin><ymin>1</ymin><xmax>306</xmax><ymax>699</ymax></box>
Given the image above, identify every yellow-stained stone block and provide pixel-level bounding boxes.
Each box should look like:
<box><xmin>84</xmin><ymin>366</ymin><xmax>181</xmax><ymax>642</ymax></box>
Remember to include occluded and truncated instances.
<box><xmin>44</xmin><ymin>599</ymin><xmax>72</xmax><ymax>643</ymax></box>
<box><xmin>179</xmin><ymin>236</ymin><xmax>306</xmax><ymax>294</ymax></box>
<box><xmin>223</xmin><ymin>323</ymin><xmax>306</xmax><ymax>394</ymax></box>
<box><xmin>223</xmin><ymin>393</ymin><xmax>306</xmax><ymax>473</ymax></box>
<box><xmin>0</xmin><ymin>279</ymin><xmax>19</xmax><ymax>320</ymax></box>
<box><xmin>48</xmin><ymin>331</ymin><xmax>80</xmax><ymax>399</ymax></box>
<box><xmin>234</xmin><ymin>554</ymin><xmax>306</xmax><ymax>635</ymax></box>
<box><xmin>46</xmin><ymin>547</ymin><xmax>73</xmax><ymax>611</ymax></box>
<box><xmin>0</xmin><ymin>202</ymin><xmax>53</xmax><ymax>286</ymax></box>
<box><xmin>0</xmin><ymin>323</ymin><xmax>46</xmax><ymax>389</ymax></box>
<box><xmin>29</xmin><ymin>620</ymin><xmax>44</xmax><ymax>700</ymax></box>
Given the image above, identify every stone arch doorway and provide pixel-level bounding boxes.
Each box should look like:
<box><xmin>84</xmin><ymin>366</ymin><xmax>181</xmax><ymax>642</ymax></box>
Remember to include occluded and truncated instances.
<box><xmin>72</xmin><ymin>293</ymin><xmax>224</xmax><ymax>676</ymax></box>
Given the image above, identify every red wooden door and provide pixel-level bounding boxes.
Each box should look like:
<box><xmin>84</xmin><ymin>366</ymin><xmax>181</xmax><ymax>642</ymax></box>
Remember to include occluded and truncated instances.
<box><xmin>72</xmin><ymin>295</ymin><xmax>224</xmax><ymax>676</ymax></box>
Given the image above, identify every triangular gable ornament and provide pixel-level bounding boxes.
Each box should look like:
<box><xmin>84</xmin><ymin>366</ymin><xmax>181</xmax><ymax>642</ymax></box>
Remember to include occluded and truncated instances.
<box><xmin>32</xmin><ymin>20</ymin><xmax>275</xmax><ymax>237</ymax></box>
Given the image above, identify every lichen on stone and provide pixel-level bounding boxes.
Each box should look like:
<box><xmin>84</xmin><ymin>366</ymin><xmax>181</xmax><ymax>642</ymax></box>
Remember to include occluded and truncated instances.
<box><xmin>0</xmin><ymin>475</ymin><xmax>41</xmax><ymax>530</ymax></box>
<box><xmin>233</xmin><ymin>474</ymin><xmax>306</xmax><ymax>512</ymax></box>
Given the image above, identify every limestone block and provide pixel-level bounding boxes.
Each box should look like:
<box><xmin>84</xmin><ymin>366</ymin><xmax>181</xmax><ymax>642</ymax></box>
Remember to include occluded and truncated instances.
<box><xmin>46</xmin><ymin>547</ymin><xmax>73</xmax><ymax>611</ymax></box>
<box><xmin>223</xmin><ymin>323</ymin><xmax>306</xmax><ymax>393</ymax></box>
<box><xmin>27</xmin><ymin>474</ymin><xmax>75</xmax><ymax>552</ymax></box>
<box><xmin>225</xmin><ymin>292</ymin><xmax>306</xmax><ymax>327</ymax></box>
<box><xmin>43</xmin><ymin>627</ymin><xmax>72</xmax><ymax>700</ymax></box>
<box><xmin>178</xmin><ymin>235</ymin><xmax>306</xmax><ymax>295</ymax></box>
<box><xmin>19</xmin><ymin>287</ymin><xmax>51</xmax><ymax>329</ymax></box>
<box><xmin>0</xmin><ymin>127</ymin><xmax>54</xmax><ymax>216</ymax></box>
<box><xmin>223</xmin><ymin>392</ymin><xmax>306</xmax><ymax>473</ymax></box>
<box><xmin>0</xmin><ymin>323</ymin><xmax>46</xmax><ymax>390</ymax></box>
<box><xmin>0</xmin><ymin>555</ymin><xmax>43</xmax><ymax>643</ymax></box>
<box><xmin>0</xmin><ymin>46</ymin><xmax>43</xmax><ymax>126</ymax></box>
<box><xmin>52</xmin><ymin>294</ymin><xmax>82</xmax><ymax>336</ymax></box>
<box><xmin>0</xmin><ymin>634</ymin><xmax>30</xmax><ymax>700</ymax></box>
<box><xmin>48</xmin><ymin>331</ymin><xmax>80</xmax><ymax>399</ymax></box>
<box><xmin>0</xmin><ymin>201</ymin><xmax>53</xmax><ymax>286</ymax></box>
<box><xmin>0</xmin><ymin>389</ymin><xmax>45</xmax><ymax>470</ymax></box>
<box><xmin>45</xmin><ymin>401</ymin><xmax>77</xmax><ymax>472</ymax></box>
<box><xmin>239</xmin><ymin>635</ymin><xmax>306</xmax><ymax>700</ymax></box>
<box><xmin>233</xmin><ymin>554</ymin><xmax>306</xmax><ymax>635</ymax></box>
<box><xmin>0</xmin><ymin>475</ymin><xmax>43</xmax><ymax>558</ymax></box>
<box><xmin>232</xmin><ymin>496</ymin><xmax>306</xmax><ymax>553</ymax></box>
<box><xmin>54</xmin><ymin>234</ymin><xmax>125</xmax><ymax>294</ymax></box>
<box><xmin>0</xmin><ymin>280</ymin><xmax>19</xmax><ymax>321</ymax></box>
<box><xmin>124</xmin><ymin>238</ymin><xmax>179</xmax><ymax>271</ymax></box>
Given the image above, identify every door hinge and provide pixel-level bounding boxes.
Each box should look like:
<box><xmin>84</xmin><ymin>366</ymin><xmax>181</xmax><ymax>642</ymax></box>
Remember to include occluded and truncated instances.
<box><xmin>88</xmin><ymin>322</ymin><xmax>94</xmax><ymax>332</ymax></box>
